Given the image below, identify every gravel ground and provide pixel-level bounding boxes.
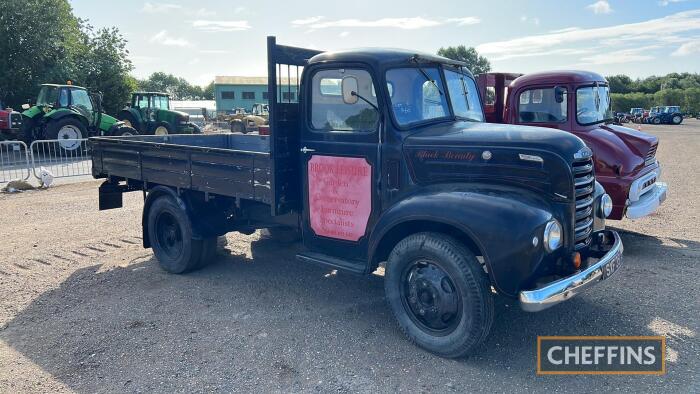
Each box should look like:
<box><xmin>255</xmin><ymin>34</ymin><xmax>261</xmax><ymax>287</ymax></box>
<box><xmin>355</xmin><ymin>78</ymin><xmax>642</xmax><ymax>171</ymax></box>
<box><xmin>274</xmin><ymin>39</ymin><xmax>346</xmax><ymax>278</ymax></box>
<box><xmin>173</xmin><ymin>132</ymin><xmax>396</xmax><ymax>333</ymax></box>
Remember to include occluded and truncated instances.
<box><xmin>0</xmin><ymin>120</ymin><xmax>698</xmax><ymax>393</ymax></box>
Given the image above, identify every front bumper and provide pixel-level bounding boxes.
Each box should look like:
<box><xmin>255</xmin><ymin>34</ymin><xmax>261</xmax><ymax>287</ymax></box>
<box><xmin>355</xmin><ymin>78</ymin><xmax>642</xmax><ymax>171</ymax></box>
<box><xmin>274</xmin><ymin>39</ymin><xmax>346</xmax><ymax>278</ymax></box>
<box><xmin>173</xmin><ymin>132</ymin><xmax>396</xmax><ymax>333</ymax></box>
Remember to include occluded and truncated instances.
<box><xmin>519</xmin><ymin>230</ymin><xmax>623</xmax><ymax>312</ymax></box>
<box><xmin>626</xmin><ymin>182</ymin><xmax>667</xmax><ymax>219</ymax></box>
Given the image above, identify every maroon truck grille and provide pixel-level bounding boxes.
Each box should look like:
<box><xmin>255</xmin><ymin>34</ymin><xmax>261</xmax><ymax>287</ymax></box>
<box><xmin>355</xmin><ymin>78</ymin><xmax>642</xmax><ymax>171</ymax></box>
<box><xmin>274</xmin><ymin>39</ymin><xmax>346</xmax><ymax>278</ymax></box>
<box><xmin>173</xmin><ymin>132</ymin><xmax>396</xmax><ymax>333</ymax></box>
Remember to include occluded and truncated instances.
<box><xmin>645</xmin><ymin>144</ymin><xmax>658</xmax><ymax>167</ymax></box>
<box><xmin>573</xmin><ymin>158</ymin><xmax>595</xmax><ymax>250</ymax></box>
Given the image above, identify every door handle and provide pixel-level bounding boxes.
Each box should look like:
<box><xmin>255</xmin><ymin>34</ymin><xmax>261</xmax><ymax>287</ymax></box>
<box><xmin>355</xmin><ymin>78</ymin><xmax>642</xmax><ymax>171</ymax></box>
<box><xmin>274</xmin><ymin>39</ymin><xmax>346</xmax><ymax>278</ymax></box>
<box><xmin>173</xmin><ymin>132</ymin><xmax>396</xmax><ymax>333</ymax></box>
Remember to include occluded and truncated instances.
<box><xmin>300</xmin><ymin>146</ymin><xmax>316</xmax><ymax>153</ymax></box>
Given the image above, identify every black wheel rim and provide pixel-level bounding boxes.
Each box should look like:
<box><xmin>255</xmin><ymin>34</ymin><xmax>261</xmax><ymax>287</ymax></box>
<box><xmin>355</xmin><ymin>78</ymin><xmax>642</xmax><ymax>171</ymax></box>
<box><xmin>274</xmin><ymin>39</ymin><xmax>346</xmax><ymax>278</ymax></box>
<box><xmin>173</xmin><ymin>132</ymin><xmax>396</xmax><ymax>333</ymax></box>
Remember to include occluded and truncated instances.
<box><xmin>400</xmin><ymin>259</ymin><xmax>462</xmax><ymax>336</ymax></box>
<box><xmin>155</xmin><ymin>211</ymin><xmax>184</xmax><ymax>260</ymax></box>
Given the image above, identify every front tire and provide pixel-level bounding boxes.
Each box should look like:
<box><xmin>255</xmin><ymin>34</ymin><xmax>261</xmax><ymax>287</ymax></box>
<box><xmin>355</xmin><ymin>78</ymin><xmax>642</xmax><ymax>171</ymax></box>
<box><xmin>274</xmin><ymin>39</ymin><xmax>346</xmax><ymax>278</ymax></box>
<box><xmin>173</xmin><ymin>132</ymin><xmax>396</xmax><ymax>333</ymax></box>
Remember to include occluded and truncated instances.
<box><xmin>45</xmin><ymin>117</ymin><xmax>86</xmax><ymax>152</ymax></box>
<box><xmin>147</xmin><ymin>195</ymin><xmax>204</xmax><ymax>274</ymax></box>
<box><xmin>652</xmin><ymin>117</ymin><xmax>661</xmax><ymax>125</ymax></box>
<box><xmin>111</xmin><ymin>125</ymin><xmax>138</xmax><ymax>136</ymax></box>
<box><xmin>671</xmin><ymin>115</ymin><xmax>682</xmax><ymax>125</ymax></box>
<box><xmin>384</xmin><ymin>232</ymin><xmax>494</xmax><ymax>358</ymax></box>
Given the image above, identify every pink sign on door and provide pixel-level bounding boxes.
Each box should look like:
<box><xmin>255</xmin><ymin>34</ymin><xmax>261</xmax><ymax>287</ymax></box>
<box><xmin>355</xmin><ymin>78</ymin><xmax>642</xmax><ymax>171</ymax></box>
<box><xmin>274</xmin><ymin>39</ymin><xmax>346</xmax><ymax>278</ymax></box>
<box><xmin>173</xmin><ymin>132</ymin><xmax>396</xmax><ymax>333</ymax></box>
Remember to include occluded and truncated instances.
<box><xmin>308</xmin><ymin>155</ymin><xmax>372</xmax><ymax>241</ymax></box>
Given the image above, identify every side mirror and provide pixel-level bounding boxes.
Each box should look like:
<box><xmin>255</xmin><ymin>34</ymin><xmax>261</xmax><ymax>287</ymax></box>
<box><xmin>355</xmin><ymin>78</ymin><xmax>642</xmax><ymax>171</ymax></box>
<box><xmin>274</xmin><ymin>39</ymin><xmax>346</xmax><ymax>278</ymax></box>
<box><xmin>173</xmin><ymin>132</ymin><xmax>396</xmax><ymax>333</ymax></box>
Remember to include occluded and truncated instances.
<box><xmin>21</xmin><ymin>103</ymin><xmax>30</xmax><ymax>110</ymax></box>
<box><xmin>554</xmin><ymin>86</ymin><xmax>566</xmax><ymax>104</ymax></box>
<box><xmin>341</xmin><ymin>76</ymin><xmax>359</xmax><ymax>105</ymax></box>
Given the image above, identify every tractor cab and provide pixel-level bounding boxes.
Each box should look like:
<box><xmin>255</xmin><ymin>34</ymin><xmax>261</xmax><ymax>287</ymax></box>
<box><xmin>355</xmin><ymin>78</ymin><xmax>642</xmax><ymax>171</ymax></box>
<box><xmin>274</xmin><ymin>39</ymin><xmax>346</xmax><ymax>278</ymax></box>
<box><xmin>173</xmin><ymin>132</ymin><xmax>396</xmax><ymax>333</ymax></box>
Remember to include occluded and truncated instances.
<box><xmin>119</xmin><ymin>92</ymin><xmax>197</xmax><ymax>135</ymax></box>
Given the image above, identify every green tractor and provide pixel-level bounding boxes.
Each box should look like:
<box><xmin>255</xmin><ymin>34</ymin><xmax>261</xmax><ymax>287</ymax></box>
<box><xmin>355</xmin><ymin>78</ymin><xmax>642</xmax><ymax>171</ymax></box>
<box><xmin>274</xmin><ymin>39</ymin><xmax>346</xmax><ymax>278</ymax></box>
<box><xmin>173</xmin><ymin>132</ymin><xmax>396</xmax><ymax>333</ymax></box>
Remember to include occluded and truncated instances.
<box><xmin>20</xmin><ymin>83</ymin><xmax>137</xmax><ymax>151</ymax></box>
<box><xmin>117</xmin><ymin>92</ymin><xmax>201</xmax><ymax>135</ymax></box>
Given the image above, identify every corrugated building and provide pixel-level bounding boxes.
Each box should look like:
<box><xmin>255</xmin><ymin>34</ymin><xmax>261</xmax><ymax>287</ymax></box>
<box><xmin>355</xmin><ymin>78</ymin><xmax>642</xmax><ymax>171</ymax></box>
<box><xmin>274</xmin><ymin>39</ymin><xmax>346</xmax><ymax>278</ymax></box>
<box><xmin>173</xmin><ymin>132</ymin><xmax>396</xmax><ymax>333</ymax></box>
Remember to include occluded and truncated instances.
<box><xmin>214</xmin><ymin>76</ymin><xmax>299</xmax><ymax>114</ymax></box>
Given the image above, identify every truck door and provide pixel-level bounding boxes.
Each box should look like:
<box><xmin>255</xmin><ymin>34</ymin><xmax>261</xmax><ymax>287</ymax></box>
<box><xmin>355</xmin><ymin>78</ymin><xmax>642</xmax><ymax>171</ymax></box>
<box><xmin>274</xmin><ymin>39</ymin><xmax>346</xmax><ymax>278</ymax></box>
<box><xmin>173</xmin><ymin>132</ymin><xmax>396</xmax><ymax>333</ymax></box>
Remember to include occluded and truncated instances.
<box><xmin>300</xmin><ymin>67</ymin><xmax>382</xmax><ymax>262</ymax></box>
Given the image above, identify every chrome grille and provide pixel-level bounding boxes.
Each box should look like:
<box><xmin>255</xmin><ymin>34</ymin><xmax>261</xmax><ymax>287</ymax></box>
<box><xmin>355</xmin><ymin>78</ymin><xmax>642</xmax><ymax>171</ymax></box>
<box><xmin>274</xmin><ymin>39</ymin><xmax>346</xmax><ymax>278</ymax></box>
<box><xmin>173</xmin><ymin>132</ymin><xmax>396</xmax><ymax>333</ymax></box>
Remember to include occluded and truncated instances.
<box><xmin>645</xmin><ymin>144</ymin><xmax>657</xmax><ymax>167</ymax></box>
<box><xmin>573</xmin><ymin>158</ymin><xmax>595</xmax><ymax>250</ymax></box>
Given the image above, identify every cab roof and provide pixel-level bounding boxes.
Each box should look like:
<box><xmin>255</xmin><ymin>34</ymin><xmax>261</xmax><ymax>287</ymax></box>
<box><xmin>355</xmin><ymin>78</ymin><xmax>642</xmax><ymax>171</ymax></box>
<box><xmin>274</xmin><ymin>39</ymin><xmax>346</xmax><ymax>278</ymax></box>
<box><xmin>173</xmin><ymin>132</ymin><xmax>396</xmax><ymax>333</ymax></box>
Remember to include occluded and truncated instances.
<box><xmin>510</xmin><ymin>70</ymin><xmax>607</xmax><ymax>89</ymax></box>
<box><xmin>309</xmin><ymin>48</ymin><xmax>468</xmax><ymax>70</ymax></box>
<box><xmin>41</xmin><ymin>83</ymin><xmax>86</xmax><ymax>90</ymax></box>
<box><xmin>133</xmin><ymin>92</ymin><xmax>170</xmax><ymax>96</ymax></box>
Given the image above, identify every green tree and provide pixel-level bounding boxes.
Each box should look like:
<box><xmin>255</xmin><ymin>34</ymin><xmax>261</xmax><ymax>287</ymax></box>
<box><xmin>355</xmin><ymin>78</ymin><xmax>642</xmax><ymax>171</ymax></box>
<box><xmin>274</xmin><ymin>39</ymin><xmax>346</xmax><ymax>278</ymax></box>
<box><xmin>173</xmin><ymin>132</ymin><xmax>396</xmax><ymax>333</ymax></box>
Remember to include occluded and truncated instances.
<box><xmin>138</xmin><ymin>72</ymin><xmax>207</xmax><ymax>100</ymax></box>
<box><xmin>606</xmin><ymin>75</ymin><xmax>635</xmax><ymax>94</ymax></box>
<box><xmin>436</xmin><ymin>45</ymin><xmax>491</xmax><ymax>75</ymax></box>
<box><xmin>73</xmin><ymin>25</ymin><xmax>134</xmax><ymax>114</ymax></box>
<box><xmin>203</xmin><ymin>81</ymin><xmax>215</xmax><ymax>100</ymax></box>
<box><xmin>0</xmin><ymin>0</ymin><xmax>83</xmax><ymax>107</ymax></box>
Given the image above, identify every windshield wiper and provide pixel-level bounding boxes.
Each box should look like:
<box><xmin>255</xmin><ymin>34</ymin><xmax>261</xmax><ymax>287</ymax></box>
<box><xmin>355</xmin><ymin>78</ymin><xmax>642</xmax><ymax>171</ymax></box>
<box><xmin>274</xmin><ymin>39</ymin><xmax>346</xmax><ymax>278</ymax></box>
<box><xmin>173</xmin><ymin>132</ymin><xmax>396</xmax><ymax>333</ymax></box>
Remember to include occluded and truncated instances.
<box><xmin>410</xmin><ymin>55</ymin><xmax>444</xmax><ymax>96</ymax></box>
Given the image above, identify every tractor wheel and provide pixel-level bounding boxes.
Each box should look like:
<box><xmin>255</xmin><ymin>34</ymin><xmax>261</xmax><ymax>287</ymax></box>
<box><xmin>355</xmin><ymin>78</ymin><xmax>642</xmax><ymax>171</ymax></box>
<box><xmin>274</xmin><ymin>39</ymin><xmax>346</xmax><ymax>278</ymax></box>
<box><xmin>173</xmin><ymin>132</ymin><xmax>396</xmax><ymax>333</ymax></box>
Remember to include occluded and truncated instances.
<box><xmin>652</xmin><ymin>117</ymin><xmax>661</xmax><ymax>125</ymax></box>
<box><xmin>111</xmin><ymin>124</ymin><xmax>139</xmax><ymax>136</ymax></box>
<box><xmin>45</xmin><ymin>117</ymin><xmax>86</xmax><ymax>153</ymax></box>
<box><xmin>671</xmin><ymin>115</ymin><xmax>683</xmax><ymax>125</ymax></box>
<box><xmin>230</xmin><ymin>120</ymin><xmax>245</xmax><ymax>134</ymax></box>
<box><xmin>120</xmin><ymin>114</ymin><xmax>139</xmax><ymax>131</ymax></box>
<box><xmin>154</xmin><ymin>123</ymin><xmax>171</xmax><ymax>136</ymax></box>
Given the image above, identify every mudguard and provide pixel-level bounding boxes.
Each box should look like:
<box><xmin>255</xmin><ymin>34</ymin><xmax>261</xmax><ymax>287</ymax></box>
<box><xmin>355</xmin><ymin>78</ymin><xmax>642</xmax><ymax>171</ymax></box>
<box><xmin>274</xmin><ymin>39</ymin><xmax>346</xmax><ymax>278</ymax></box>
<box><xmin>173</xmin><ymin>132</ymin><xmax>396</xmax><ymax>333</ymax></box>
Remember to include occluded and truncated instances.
<box><xmin>369</xmin><ymin>185</ymin><xmax>557</xmax><ymax>297</ymax></box>
<box><xmin>45</xmin><ymin>108</ymin><xmax>88</xmax><ymax>126</ymax></box>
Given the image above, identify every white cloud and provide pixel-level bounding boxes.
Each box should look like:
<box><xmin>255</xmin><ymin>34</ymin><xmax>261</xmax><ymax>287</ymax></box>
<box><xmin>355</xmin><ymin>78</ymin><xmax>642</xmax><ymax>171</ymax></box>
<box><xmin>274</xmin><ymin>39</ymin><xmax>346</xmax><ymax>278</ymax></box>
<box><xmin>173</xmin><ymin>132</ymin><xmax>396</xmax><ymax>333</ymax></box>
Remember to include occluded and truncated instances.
<box><xmin>196</xmin><ymin>8</ymin><xmax>216</xmax><ymax>17</ymax></box>
<box><xmin>659</xmin><ymin>0</ymin><xmax>687</xmax><ymax>6</ymax></box>
<box><xmin>477</xmin><ymin>10</ymin><xmax>700</xmax><ymax>57</ymax></box>
<box><xmin>580</xmin><ymin>46</ymin><xmax>660</xmax><ymax>65</ymax></box>
<box><xmin>446</xmin><ymin>17</ymin><xmax>481</xmax><ymax>26</ymax></box>
<box><xmin>520</xmin><ymin>16</ymin><xmax>540</xmax><ymax>26</ymax></box>
<box><xmin>292</xmin><ymin>16</ymin><xmax>324</xmax><ymax>26</ymax></box>
<box><xmin>188</xmin><ymin>58</ymin><xmax>201</xmax><ymax>65</ymax></box>
<box><xmin>339</xmin><ymin>31</ymin><xmax>350</xmax><ymax>38</ymax></box>
<box><xmin>149</xmin><ymin>30</ymin><xmax>190</xmax><ymax>47</ymax></box>
<box><xmin>233</xmin><ymin>6</ymin><xmax>246</xmax><ymax>14</ymax></box>
<box><xmin>192</xmin><ymin>20</ymin><xmax>251</xmax><ymax>32</ymax></box>
<box><xmin>141</xmin><ymin>2</ymin><xmax>181</xmax><ymax>13</ymax></box>
<box><xmin>672</xmin><ymin>40</ymin><xmax>700</xmax><ymax>56</ymax></box>
<box><xmin>199</xmin><ymin>49</ymin><xmax>230</xmax><ymax>54</ymax></box>
<box><xmin>291</xmin><ymin>16</ymin><xmax>480</xmax><ymax>30</ymax></box>
<box><xmin>587</xmin><ymin>1</ymin><xmax>613</xmax><ymax>14</ymax></box>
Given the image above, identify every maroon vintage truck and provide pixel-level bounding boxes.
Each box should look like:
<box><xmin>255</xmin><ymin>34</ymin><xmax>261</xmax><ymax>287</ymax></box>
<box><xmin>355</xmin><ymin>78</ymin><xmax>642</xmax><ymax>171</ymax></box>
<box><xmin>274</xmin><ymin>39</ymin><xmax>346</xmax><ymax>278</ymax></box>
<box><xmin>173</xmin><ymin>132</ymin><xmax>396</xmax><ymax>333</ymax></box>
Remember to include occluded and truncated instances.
<box><xmin>478</xmin><ymin>71</ymin><xmax>667</xmax><ymax>220</ymax></box>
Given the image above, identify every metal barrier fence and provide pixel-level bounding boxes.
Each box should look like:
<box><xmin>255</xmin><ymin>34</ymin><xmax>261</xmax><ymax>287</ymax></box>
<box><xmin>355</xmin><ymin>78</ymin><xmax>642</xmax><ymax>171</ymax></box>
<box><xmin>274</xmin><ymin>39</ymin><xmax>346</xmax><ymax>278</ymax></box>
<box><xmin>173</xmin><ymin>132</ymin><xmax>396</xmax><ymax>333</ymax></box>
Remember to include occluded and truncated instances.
<box><xmin>0</xmin><ymin>138</ymin><xmax>91</xmax><ymax>184</ymax></box>
<box><xmin>0</xmin><ymin>141</ymin><xmax>31</xmax><ymax>183</ymax></box>
<box><xmin>30</xmin><ymin>139</ymin><xmax>91</xmax><ymax>179</ymax></box>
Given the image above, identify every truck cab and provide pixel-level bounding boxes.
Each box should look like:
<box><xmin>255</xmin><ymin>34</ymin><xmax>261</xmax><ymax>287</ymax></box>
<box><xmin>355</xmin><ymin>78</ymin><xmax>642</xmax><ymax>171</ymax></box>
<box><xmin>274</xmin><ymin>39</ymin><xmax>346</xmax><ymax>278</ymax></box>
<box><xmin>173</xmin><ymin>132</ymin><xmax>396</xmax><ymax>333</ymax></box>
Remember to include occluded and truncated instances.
<box><xmin>92</xmin><ymin>38</ymin><xmax>623</xmax><ymax>358</ymax></box>
<box><xmin>478</xmin><ymin>71</ymin><xmax>667</xmax><ymax>220</ymax></box>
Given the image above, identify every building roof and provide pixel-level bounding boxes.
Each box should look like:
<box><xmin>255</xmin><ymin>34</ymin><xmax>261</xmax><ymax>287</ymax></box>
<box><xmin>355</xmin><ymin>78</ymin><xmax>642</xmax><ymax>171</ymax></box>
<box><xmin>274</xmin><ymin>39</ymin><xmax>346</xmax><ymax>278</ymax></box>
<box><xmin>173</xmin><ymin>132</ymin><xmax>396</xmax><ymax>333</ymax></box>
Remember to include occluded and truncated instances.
<box><xmin>215</xmin><ymin>76</ymin><xmax>299</xmax><ymax>85</ymax></box>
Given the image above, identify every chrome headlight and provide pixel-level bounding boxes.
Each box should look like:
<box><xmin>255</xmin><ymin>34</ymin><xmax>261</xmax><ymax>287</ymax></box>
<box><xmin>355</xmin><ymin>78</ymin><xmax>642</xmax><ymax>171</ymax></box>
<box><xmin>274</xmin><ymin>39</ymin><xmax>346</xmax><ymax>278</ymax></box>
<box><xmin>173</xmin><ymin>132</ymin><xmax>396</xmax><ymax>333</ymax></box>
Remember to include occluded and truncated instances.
<box><xmin>543</xmin><ymin>220</ymin><xmax>562</xmax><ymax>252</ymax></box>
<box><xmin>600</xmin><ymin>194</ymin><xmax>613</xmax><ymax>218</ymax></box>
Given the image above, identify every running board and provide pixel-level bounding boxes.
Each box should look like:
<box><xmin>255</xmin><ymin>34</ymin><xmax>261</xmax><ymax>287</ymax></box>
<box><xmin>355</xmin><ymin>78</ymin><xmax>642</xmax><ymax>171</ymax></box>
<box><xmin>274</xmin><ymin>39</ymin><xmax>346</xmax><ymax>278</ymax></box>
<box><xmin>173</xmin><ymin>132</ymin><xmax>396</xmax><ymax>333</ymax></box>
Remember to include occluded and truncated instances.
<box><xmin>296</xmin><ymin>252</ymin><xmax>366</xmax><ymax>274</ymax></box>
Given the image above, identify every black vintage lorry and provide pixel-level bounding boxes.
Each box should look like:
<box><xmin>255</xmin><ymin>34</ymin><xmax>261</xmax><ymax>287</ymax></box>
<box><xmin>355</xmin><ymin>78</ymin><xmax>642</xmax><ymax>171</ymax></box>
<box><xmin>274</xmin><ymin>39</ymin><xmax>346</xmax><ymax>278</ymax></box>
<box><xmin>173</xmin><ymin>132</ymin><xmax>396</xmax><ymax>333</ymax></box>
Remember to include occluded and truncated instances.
<box><xmin>91</xmin><ymin>37</ymin><xmax>623</xmax><ymax>358</ymax></box>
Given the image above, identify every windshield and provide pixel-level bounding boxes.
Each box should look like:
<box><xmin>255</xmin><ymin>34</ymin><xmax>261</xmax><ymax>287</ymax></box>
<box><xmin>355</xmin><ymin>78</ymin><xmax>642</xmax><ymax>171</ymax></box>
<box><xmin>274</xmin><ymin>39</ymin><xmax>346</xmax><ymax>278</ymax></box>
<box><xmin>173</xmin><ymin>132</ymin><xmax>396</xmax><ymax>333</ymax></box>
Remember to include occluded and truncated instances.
<box><xmin>444</xmin><ymin>68</ymin><xmax>484</xmax><ymax>122</ymax></box>
<box><xmin>37</xmin><ymin>86</ymin><xmax>59</xmax><ymax>106</ymax></box>
<box><xmin>576</xmin><ymin>85</ymin><xmax>613</xmax><ymax>125</ymax></box>
<box><xmin>386</xmin><ymin>67</ymin><xmax>449</xmax><ymax>126</ymax></box>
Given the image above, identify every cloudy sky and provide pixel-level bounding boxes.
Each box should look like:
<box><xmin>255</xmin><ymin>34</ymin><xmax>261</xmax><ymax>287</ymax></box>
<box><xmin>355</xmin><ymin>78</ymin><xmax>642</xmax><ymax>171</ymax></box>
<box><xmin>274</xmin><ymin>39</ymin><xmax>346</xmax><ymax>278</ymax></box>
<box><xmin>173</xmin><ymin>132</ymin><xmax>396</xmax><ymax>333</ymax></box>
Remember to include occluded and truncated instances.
<box><xmin>70</xmin><ymin>0</ymin><xmax>700</xmax><ymax>86</ymax></box>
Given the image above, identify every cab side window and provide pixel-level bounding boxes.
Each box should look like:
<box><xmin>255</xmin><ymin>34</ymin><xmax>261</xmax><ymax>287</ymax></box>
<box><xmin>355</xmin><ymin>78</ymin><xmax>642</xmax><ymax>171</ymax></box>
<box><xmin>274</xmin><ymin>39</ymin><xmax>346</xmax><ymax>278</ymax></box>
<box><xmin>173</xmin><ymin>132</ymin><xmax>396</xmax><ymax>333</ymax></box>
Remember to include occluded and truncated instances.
<box><xmin>518</xmin><ymin>87</ymin><xmax>567</xmax><ymax>123</ymax></box>
<box><xmin>137</xmin><ymin>95</ymin><xmax>149</xmax><ymax>108</ymax></box>
<box><xmin>58</xmin><ymin>89</ymin><xmax>69</xmax><ymax>107</ymax></box>
<box><xmin>311</xmin><ymin>68</ymin><xmax>378</xmax><ymax>132</ymax></box>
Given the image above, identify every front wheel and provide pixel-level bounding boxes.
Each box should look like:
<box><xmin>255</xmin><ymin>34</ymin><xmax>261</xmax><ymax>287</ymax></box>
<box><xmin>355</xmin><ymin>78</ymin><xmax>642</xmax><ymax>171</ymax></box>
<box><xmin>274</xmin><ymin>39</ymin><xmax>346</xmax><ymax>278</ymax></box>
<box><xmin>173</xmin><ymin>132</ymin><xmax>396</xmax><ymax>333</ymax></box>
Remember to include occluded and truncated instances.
<box><xmin>45</xmin><ymin>117</ymin><xmax>86</xmax><ymax>152</ymax></box>
<box><xmin>384</xmin><ymin>232</ymin><xmax>494</xmax><ymax>358</ymax></box>
<box><xmin>652</xmin><ymin>117</ymin><xmax>661</xmax><ymax>125</ymax></box>
<box><xmin>671</xmin><ymin>115</ymin><xmax>682</xmax><ymax>125</ymax></box>
<box><xmin>111</xmin><ymin>125</ymin><xmax>138</xmax><ymax>136</ymax></box>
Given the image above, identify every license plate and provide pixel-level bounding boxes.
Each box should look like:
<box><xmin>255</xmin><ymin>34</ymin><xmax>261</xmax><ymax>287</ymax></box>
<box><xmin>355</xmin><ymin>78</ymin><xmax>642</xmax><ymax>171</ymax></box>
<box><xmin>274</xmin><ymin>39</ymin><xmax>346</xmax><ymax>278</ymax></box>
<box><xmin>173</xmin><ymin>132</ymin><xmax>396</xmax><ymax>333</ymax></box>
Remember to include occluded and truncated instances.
<box><xmin>601</xmin><ymin>253</ymin><xmax>623</xmax><ymax>280</ymax></box>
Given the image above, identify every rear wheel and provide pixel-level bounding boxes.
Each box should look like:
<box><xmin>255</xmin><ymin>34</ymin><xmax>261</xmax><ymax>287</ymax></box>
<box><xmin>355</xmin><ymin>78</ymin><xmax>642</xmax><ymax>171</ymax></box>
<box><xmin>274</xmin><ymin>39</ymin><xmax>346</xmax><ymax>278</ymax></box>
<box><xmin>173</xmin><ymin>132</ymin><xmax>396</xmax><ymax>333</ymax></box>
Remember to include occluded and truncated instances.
<box><xmin>384</xmin><ymin>232</ymin><xmax>494</xmax><ymax>358</ymax></box>
<box><xmin>111</xmin><ymin>125</ymin><xmax>138</xmax><ymax>136</ymax></box>
<box><xmin>45</xmin><ymin>117</ymin><xmax>86</xmax><ymax>152</ymax></box>
<box><xmin>147</xmin><ymin>195</ymin><xmax>204</xmax><ymax>274</ymax></box>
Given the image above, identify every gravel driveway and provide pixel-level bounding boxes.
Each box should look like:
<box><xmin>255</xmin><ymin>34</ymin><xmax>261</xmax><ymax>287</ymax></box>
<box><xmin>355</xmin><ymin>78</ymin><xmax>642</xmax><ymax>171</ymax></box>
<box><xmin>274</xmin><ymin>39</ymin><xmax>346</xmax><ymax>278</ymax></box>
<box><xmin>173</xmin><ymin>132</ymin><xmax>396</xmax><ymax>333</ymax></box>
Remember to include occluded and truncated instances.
<box><xmin>1</xmin><ymin>120</ymin><xmax>698</xmax><ymax>393</ymax></box>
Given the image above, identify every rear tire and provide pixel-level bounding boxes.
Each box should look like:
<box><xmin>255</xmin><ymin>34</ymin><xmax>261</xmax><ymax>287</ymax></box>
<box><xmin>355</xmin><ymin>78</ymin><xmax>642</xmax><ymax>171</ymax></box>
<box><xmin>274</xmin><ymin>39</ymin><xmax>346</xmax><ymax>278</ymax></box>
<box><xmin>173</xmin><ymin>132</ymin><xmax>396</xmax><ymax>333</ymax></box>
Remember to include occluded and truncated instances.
<box><xmin>384</xmin><ymin>232</ymin><xmax>494</xmax><ymax>358</ymax></box>
<box><xmin>147</xmin><ymin>195</ymin><xmax>204</xmax><ymax>274</ymax></box>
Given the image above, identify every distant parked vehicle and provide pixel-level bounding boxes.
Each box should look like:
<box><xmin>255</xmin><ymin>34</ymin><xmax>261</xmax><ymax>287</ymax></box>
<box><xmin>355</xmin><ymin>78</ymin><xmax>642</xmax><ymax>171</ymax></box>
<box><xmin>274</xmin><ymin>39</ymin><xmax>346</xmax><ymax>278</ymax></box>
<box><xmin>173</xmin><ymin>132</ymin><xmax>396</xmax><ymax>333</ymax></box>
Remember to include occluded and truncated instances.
<box><xmin>0</xmin><ymin>101</ymin><xmax>23</xmax><ymax>141</ymax></box>
<box><xmin>19</xmin><ymin>83</ymin><xmax>136</xmax><ymax>151</ymax></box>
<box><xmin>118</xmin><ymin>92</ymin><xmax>201</xmax><ymax>135</ymax></box>
<box><xmin>647</xmin><ymin>106</ymin><xmax>683</xmax><ymax>125</ymax></box>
